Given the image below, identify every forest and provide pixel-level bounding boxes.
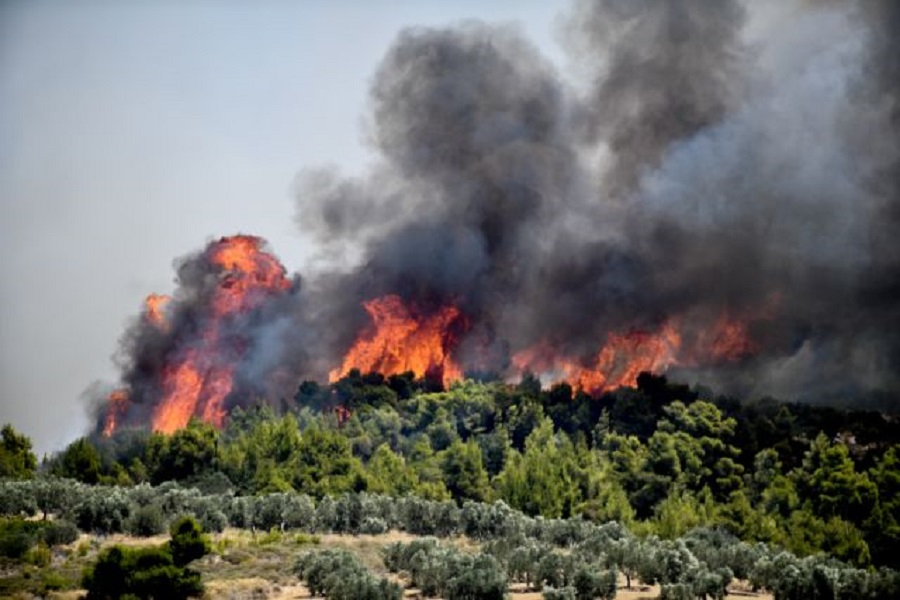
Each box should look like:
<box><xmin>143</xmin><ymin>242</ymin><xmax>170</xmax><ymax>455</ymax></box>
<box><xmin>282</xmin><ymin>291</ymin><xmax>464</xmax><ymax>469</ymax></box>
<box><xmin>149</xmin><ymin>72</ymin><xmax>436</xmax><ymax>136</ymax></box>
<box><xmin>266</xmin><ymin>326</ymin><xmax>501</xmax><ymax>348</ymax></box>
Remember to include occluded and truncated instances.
<box><xmin>2</xmin><ymin>372</ymin><xmax>900</xmax><ymax>599</ymax></box>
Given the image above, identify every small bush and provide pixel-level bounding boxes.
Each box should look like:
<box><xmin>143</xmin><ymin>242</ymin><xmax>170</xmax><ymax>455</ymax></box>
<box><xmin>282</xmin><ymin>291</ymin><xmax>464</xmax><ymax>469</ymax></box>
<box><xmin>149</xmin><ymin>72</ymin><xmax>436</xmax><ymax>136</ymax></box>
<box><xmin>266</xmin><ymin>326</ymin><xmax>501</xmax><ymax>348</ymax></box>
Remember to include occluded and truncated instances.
<box><xmin>126</xmin><ymin>504</ymin><xmax>166</xmax><ymax>537</ymax></box>
<box><xmin>295</xmin><ymin>548</ymin><xmax>402</xmax><ymax>599</ymax></box>
<box><xmin>25</xmin><ymin>542</ymin><xmax>51</xmax><ymax>567</ymax></box>
<box><xmin>42</xmin><ymin>519</ymin><xmax>79</xmax><ymax>546</ymax></box>
<box><xmin>445</xmin><ymin>553</ymin><xmax>507</xmax><ymax>600</ymax></box>
<box><xmin>169</xmin><ymin>515</ymin><xmax>210</xmax><ymax>567</ymax></box>
<box><xmin>572</xmin><ymin>565</ymin><xmax>616</xmax><ymax>600</ymax></box>
<box><xmin>543</xmin><ymin>587</ymin><xmax>577</xmax><ymax>600</ymax></box>
<box><xmin>196</xmin><ymin>507</ymin><xmax>228</xmax><ymax>533</ymax></box>
<box><xmin>0</xmin><ymin>518</ymin><xmax>41</xmax><ymax>559</ymax></box>
<box><xmin>82</xmin><ymin>518</ymin><xmax>209</xmax><ymax>600</ymax></box>
<box><xmin>40</xmin><ymin>570</ymin><xmax>70</xmax><ymax>593</ymax></box>
<box><xmin>82</xmin><ymin>545</ymin><xmax>204</xmax><ymax>600</ymax></box>
<box><xmin>359</xmin><ymin>516</ymin><xmax>388</xmax><ymax>535</ymax></box>
<box><xmin>659</xmin><ymin>583</ymin><xmax>694</xmax><ymax>600</ymax></box>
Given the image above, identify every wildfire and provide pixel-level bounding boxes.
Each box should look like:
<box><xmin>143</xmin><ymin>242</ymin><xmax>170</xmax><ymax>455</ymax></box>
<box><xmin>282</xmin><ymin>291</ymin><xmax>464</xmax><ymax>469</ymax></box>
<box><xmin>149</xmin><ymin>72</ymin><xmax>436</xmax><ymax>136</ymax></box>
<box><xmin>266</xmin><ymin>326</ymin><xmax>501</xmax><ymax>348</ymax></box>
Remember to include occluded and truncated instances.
<box><xmin>328</xmin><ymin>295</ymin><xmax>465</xmax><ymax>387</ymax></box>
<box><xmin>208</xmin><ymin>234</ymin><xmax>291</xmax><ymax>314</ymax></box>
<box><xmin>149</xmin><ymin>235</ymin><xmax>291</xmax><ymax>434</ymax></box>
<box><xmin>102</xmin><ymin>389</ymin><xmax>129</xmax><ymax>438</ymax></box>
<box><xmin>144</xmin><ymin>294</ymin><xmax>170</xmax><ymax>328</ymax></box>
<box><xmin>690</xmin><ymin>313</ymin><xmax>758</xmax><ymax>363</ymax></box>
<box><xmin>100</xmin><ymin>235</ymin><xmax>292</xmax><ymax>437</ymax></box>
<box><xmin>513</xmin><ymin>323</ymin><xmax>682</xmax><ymax>394</ymax></box>
<box><xmin>99</xmin><ymin>233</ymin><xmax>768</xmax><ymax>438</ymax></box>
<box><xmin>328</xmin><ymin>295</ymin><xmax>761</xmax><ymax>395</ymax></box>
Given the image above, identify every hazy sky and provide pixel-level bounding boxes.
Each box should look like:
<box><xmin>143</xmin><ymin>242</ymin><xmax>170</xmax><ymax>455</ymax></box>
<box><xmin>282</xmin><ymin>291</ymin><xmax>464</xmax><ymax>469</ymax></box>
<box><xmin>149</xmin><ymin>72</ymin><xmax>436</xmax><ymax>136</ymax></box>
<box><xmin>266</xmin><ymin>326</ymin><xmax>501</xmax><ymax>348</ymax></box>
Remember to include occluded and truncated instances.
<box><xmin>0</xmin><ymin>1</ymin><xmax>565</xmax><ymax>455</ymax></box>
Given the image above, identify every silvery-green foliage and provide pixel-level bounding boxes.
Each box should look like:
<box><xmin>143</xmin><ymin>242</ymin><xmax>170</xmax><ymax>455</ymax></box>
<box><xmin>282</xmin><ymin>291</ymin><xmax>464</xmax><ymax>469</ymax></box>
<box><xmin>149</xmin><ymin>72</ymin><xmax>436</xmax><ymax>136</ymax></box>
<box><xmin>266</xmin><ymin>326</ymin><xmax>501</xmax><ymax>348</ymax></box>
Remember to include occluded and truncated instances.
<box><xmin>72</xmin><ymin>486</ymin><xmax>133</xmax><ymax>534</ymax></box>
<box><xmin>462</xmin><ymin>500</ymin><xmax>524</xmax><ymax>540</ymax></box>
<box><xmin>281</xmin><ymin>493</ymin><xmax>315</xmax><ymax>530</ymax></box>
<box><xmin>315</xmin><ymin>495</ymin><xmax>338</xmax><ymax>532</ymax></box>
<box><xmin>536</xmin><ymin>517</ymin><xmax>591</xmax><ymax>548</ymax></box>
<box><xmin>296</xmin><ymin>548</ymin><xmax>403</xmax><ymax>600</ymax></box>
<box><xmin>227</xmin><ymin>496</ymin><xmax>253</xmax><ymax>529</ymax></box>
<box><xmin>659</xmin><ymin>582</ymin><xmax>694</xmax><ymax>600</ymax></box>
<box><xmin>0</xmin><ymin>480</ymin><xmax>38</xmax><ymax>517</ymax></box>
<box><xmin>542</xmin><ymin>586</ymin><xmax>576</xmax><ymax>600</ymax></box>
<box><xmin>33</xmin><ymin>477</ymin><xmax>84</xmax><ymax>518</ymax></box>
<box><xmin>572</xmin><ymin>563</ymin><xmax>617</xmax><ymax>600</ymax></box>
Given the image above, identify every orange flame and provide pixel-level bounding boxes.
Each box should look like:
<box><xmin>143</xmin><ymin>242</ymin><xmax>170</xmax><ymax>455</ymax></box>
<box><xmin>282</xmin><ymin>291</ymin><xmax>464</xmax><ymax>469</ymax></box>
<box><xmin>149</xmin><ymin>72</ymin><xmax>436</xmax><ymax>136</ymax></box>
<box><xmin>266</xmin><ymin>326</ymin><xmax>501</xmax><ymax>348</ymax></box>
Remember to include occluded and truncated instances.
<box><xmin>513</xmin><ymin>323</ymin><xmax>682</xmax><ymax>394</ymax></box>
<box><xmin>102</xmin><ymin>389</ymin><xmax>129</xmax><ymax>438</ymax></box>
<box><xmin>697</xmin><ymin>313</ymin><xmax>758</xmax><ymax>363</ymax></box>
<box><xmin>328</xmin><ymin>295</ymin><xmax>465</xmax><ymax>387</ymax></box>
<box><xmin>144</xmin><ymin>294</ymin><xmax>170</xmax><ymax>328</ymax></box>
<box><xmin>208</xmin><ymin>235</ymin><xmax>291</xmax><ymax>314</ymax></box>
<box><xmin>330</xmin><ymin>297</ymin><xmax>762</xmax><ymax>395</ymax></box>
<box><xmin>148</xmin><ymin>235</ymin><xmax>290</xmax><ymax>434</ymax></box>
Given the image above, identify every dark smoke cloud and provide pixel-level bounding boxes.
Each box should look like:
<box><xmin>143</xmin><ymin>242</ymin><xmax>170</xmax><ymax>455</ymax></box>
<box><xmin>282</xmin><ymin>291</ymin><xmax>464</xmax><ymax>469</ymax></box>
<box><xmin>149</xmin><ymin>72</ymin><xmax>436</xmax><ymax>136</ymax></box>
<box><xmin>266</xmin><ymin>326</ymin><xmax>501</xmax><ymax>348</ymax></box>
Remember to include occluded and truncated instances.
<box><xmin>563</xmin><ymin>0</ymin><xmax>748</xmax><ymax>197</ymax></box>
<box><xmin>292</xmin><ymin>0</ymin><xmax>900</xmax><ymax>403</ymax></box>
<box><xmin>103</xmin><ymin>0</ymin><xmax>900</xmax><ymax>428</ymax></box>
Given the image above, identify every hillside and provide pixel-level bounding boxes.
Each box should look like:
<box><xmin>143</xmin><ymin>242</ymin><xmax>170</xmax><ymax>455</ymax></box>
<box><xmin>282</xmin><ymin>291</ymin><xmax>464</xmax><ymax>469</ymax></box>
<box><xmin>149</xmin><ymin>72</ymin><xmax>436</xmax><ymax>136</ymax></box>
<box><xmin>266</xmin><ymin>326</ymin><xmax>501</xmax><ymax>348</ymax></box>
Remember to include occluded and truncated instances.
<box><xmin>2</xmin><ymin>372</ymin><xmax>900</xmax><ymax>598</ymax></box>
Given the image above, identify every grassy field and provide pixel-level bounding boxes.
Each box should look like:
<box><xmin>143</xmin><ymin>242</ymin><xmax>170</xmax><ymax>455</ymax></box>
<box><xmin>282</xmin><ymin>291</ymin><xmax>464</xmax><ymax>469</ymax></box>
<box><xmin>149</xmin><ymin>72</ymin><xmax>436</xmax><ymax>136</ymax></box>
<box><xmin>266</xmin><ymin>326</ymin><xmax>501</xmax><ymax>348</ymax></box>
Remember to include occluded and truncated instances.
<box><xmin>0</xmin><ymin>528</ymin><xmax>774</xmax><ymax>600</ymax></box>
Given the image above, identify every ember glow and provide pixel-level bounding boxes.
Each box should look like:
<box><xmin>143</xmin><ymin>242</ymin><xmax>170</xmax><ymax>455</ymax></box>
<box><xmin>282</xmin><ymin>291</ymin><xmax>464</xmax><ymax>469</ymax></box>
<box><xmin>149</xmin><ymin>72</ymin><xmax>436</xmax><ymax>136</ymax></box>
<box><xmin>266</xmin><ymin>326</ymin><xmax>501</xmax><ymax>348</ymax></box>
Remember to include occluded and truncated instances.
<box><xmin>328</xmin><ymin>295</ymin><xmax>466</xmax><ymax>387</ymax></box>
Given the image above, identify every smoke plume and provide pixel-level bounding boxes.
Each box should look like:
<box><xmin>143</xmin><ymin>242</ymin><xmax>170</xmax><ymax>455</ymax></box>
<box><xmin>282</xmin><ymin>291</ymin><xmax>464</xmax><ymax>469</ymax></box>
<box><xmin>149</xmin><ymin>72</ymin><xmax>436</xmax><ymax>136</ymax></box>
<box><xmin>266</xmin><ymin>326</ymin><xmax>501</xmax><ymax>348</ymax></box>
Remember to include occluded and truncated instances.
<box><xmin>99</xmin><ymin>0</ymin><xmax>900</xmax><ymax>433</ymax></box>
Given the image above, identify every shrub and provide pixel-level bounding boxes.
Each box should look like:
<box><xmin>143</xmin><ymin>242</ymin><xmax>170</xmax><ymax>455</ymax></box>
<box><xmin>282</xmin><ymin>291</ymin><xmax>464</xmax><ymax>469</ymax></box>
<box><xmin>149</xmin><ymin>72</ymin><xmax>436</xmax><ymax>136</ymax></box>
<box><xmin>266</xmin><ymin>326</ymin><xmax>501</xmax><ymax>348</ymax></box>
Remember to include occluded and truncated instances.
<box><xmin>41</xmin><ymin>519</ymin><xmax>79</xmax><ymax>546</ymax></box>
<box><xmin>384</xmin><ymin>539</ymin><xmax>507</xmax><ymax>599</ymax></box>
<box><xmin>72</xmin><ymin>488</ymin><xmax>133</xmax><ymax>534</ymax></box>
<box><xmin>195</xmin><ymin>505</ymin><xmax>228</xmax><ymax>533</ymax></box>
<box><xmin>0</xmin><ymin>518</ymin><xmax>78</xmax><ymax>566</ymax></box>
<box><xmin>25</xmin><ymin>542</ymin><xmax>51</xmax><ymax>567</ymax></box>
<box><xmin>0</xmin><ymin>481</ymin><xmax>38</xmax><ymax>517</ymax></box>
<box><xmin>0</xmin><ymin>518</ymin><xmax>43</xmax><ymax>559</ymax></box>
<box><xmin>39</xmin><ymin>570</ymin><xmax>69</xmax><ymax>593</ymax></box>
<box><xmin>572</xmin><ymin>565</ymin><xmax>616</xmax><ymax>600</ymax></box>
<box><xmin>126</xmin><ymin>504</ymin><xmax>166</xmax><ymax>537</ymax></box>
<box><xmin>360</xmin><ymin>516</ymin><xmax>388</xmax><ymax>535</ymax></box>
<box><xmin>543</xmin><ymin>587</ymin><xmax>577</xmax><ymax>600</ymax></box>
<box><xmin>659</xmin><ymin>583</ymin><xmax>694</xmax><ymax>600</ymax></box>
<box><xmin>169</xmin><ymin>515</ymin><xmax>210</xmax><ymax>567</ymax></box>
<box><xmin>383</xmin><ymin>537</ymin><xmax>440</xmax><ymax>573</ymax></box>
<box><xmin>82</xmin><ymin>545</ymin><xmax>204</xmax><ymax>600</ymax></box>
<box><xmin>82</xmin><ymin>516</ymin><xmax>209</xmax><ymax>600</ymax></box>
<box><xmin>445</xmin><ymin>553</ymin><xmax>507</xmax><ymax>600</ymax></box>
<box><xmin>295</xmin><ymin>548</ymin><xmax>401</xmax><ymax>599</ymax></box>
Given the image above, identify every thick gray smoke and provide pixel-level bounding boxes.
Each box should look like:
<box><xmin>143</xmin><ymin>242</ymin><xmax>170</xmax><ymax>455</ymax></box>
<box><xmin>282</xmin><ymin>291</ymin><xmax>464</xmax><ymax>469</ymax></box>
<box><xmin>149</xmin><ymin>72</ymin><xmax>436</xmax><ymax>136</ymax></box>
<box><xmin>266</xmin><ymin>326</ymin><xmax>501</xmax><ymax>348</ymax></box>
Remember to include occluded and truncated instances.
<box><xmin>293</xmin><ymin>0</ymin><xmax>900</xmax><ymax>403</ymax></box>
<box><xmin>99</xmin><ymin>0</ymin><xmax>899</xmax><ymax>433</ymax></box>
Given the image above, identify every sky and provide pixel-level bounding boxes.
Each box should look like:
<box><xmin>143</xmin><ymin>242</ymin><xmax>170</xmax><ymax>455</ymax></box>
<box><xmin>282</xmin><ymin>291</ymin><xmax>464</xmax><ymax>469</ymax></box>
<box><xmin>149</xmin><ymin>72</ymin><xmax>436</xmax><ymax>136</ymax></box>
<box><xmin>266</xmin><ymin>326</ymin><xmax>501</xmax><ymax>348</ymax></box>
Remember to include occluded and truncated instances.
<box><xmin>0</xmin><ymin>1</ymin><xmax>566</xmax><ymax>456</ymax></box>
